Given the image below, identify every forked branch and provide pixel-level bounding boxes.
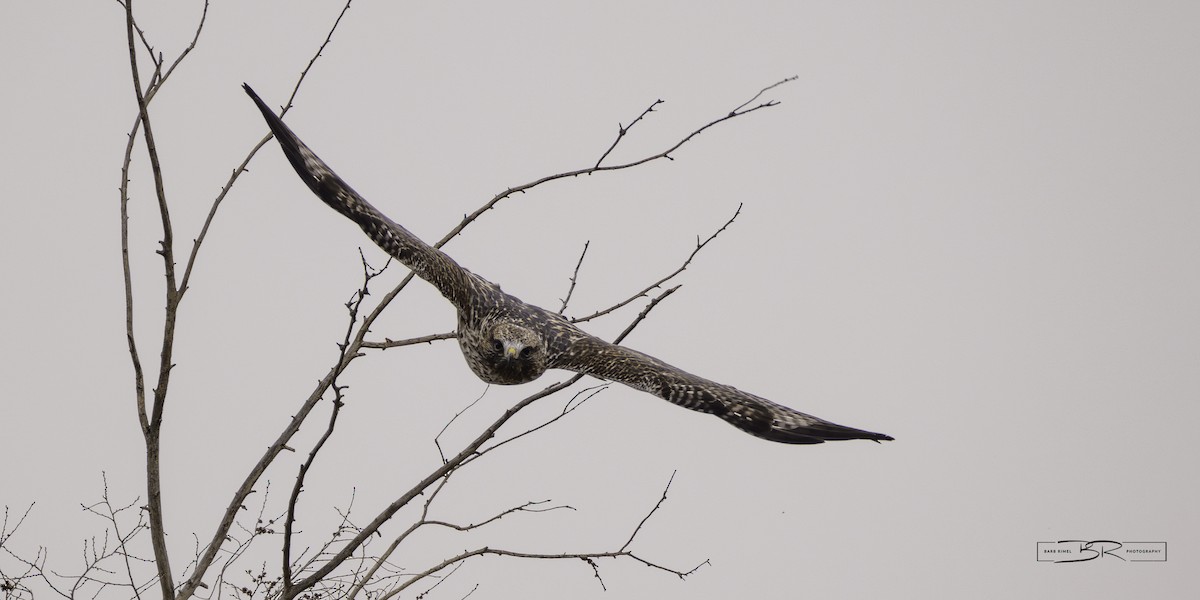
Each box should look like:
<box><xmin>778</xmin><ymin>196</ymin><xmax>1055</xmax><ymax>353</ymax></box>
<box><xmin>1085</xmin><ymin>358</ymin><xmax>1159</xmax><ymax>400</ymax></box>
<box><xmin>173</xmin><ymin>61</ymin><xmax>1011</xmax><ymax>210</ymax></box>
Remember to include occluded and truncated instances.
<box><xmin>434</xmin><ymin>78</ymin><xmax>794</xmax><ymax>248</ymax></box>
<box><xmin>159</xmin><ymin>3</ymin><xmax>360</xmax><ymax>599</ymax></box>
<box><xmin>178</xmin><ymin>0</ymin><xmax>355</xmax><ymax>295</ymax></box>
<box><xmin>375</xmin><ymin>472</ymin><xmax>703</xmax><ymax>599</ymax></box>
<box><xmin>570</xmin><ymin>203</ymin><xmax>741</xmax><ymax>324</ymax></box>
<box><xmin>282</xmin><ymin>253</ymin><xmax>386</xmax><ymax>596</ymax></box>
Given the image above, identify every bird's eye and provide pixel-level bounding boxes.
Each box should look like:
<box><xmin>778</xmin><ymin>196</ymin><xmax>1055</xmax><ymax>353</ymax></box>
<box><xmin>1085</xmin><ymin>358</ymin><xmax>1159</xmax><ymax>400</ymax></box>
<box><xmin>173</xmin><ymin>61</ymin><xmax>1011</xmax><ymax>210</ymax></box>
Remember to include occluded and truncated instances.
<box><xmin>491</xmin><ymin>339</ymin><xmax>503</xmax><ymax>352</ymax></box>
<box><xmin>520</xmin><ymin>346</ymin><xmax>534</xmax><ymax>359</ymax></box>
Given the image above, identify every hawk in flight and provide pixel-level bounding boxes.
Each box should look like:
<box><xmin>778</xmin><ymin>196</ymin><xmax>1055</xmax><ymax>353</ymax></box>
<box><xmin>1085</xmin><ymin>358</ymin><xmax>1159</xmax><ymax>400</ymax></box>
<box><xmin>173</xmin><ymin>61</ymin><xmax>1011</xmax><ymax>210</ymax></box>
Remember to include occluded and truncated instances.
<box><xmin>244</xmin><ymin>85</ymin><xmax>892</xmax><ymax>445</ymax></box>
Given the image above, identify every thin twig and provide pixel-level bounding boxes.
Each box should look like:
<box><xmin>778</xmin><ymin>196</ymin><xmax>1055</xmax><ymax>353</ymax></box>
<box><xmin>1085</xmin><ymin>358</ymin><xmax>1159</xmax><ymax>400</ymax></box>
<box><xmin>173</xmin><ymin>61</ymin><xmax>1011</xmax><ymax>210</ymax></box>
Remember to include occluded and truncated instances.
<box><xmin>93</xmin><ymin>474</ymin><xmax>146</xmax><ymax>600</ymax></box>
<box><xmin>731</xmin><ymin>75</ymin><xmax>798</xmax><ymax>114</ymax></box>
<box><xmin>283</xmin><ymin>250</ymin><xmax>383</xmax><ymax>594</ymax></box>
<box><xmin>571</xmin><ymin>203</ymin><xmax>740</xmax><ymax>324</ymax></box>
<box><xmin>422</xmin><ymin>500</ymin><xmax>574</xmax><ymax>533</ymax></box>
<box><xmin>281</xmin><ymin>375</ymin><xmax>344</xmax><ymax>593</ymax></box>
<box><xmin>613</xmin><ymin>286</ymin><xmax>680</xmax><ymax>344</ymax></box>
<box><xmin>462</xmin><ymin>384</ymin><xmax>608</xmax><ymax>467</ymax></box>
<box><xmin>620</xmin><ymin>471</ymin><xmax>675</xmax><ymax>552</ymax></box>
<box><xmin>0</xmin><ymin>504</ymin><xmax>36</xmax><ymax>550</ymax></box>
<box><xmin>179</xmin><ymin>1</ymin><xmax>352</xmax><ymax>295</ymax></box>
<box><xmin>284</xmin><ymin>1</ymin><xmax>355</xmax><ymax>115</ymax></box>
<box><xmin>361</xmin><ymin>331</ymin><xmax>457</xmax><ymax>351</ymax></box>
<box><xmin>594</xmin><ymin>99</ymin><xmax>664</xmax><ymax>168</ymax></box>
<box><xmin>347</xmin><ymin>472</ymin><xmax>457</xmax><ymax>600</ymax></box>
<box><xmin>173</xmin><ymin>5</ymin><xmax>358</xmax><ymax>599</ymax></box>
<box><xmin>377</xmin><ymin>475</ymin><xmax>701</xmax><ymax>600</ymax></box>
<box><xmin>434</xmin><ymin>387</ymin><xmax>490</xmax><ymax>464</ymax></box>
<box><xmin>177</xmin><ymin>134</ymin><xmax>273</xmax><ymax>296</ymax></box>
<box><xmin>413</xmin><ymin>561</ymin><xmax>464</xmax><ymax>600</ymax></box>
<box><xmin>434</xmin><ymin>79</ymin><xmax>793</xmax><ymax>249</ymax></box>
<box><xmin>558</xmin><ymin>241</ymin><xmax>589</xmax><ymax>314</ymax></box>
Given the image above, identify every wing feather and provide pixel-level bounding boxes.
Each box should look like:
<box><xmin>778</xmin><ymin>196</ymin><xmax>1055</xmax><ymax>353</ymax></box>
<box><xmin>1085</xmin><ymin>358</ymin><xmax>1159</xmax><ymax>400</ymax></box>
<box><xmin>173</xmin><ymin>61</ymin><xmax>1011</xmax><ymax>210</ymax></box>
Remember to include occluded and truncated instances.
<box><xmin>551</xmin><ymin>334</ymin><xmax>893</xmax><ymax>444</ymax></box>
<box><xmin>244</xmin><ymin>85</ymin><xmax>482</xmax><ymax>312</ymax></box>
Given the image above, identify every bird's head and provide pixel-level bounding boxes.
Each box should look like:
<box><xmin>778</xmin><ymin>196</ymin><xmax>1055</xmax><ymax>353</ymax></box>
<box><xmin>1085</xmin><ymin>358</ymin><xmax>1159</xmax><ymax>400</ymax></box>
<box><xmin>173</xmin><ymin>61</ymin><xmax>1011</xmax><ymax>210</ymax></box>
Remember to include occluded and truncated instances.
<box><xmin>481</xmin><ymin>322</ymin><xmax>547</xmax><ymax>384</ymax></box>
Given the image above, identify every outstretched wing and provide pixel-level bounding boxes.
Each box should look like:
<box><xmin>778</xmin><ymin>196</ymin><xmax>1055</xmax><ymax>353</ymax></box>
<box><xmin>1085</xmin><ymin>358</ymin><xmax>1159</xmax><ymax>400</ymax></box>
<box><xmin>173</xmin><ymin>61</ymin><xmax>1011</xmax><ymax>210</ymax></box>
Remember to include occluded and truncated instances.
<box><xmin>550</xmin><ymin>334</ymin><xmax>893</xmax><ymax>444</ymax></box>
<box><xmin>244</xmin><ymin>84</ymin><xmax>484</xmax><ymax>312</ymax></box>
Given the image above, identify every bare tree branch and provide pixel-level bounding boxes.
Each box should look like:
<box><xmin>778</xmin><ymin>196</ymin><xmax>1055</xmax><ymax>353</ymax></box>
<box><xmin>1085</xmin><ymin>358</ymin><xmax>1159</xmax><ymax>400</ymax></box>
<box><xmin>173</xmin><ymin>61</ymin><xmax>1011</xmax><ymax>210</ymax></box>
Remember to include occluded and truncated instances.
<box><xmin>0</xmin><ymin>505</ymin><xmax>40</xmax><ymax>600</ymax></box>
<box><xmin>283</xmin><ymin>250</ymin><xmax>385</xmax><ymax>595</ymax></box>
<box><xmin>0</xmin><ymin>505</ymin><xmax>35</xmax><ymax>551</ymax></box>
<box><xmin>208</xmin><ymin>485</ymin><xmax>284</xmax><ymax>600</ymax></box>
<box><xmin>171</xmin><ymin>3</ymin><xmax>359</xmax><ymax>598</ymax></box>
<box><xmin>361</xmin><ymin>331</ymin><xmax>458</xmax><ymax>351</ymax></box>
<box><xmin>434</xmin><ymin>80</ymin><xmax>793</xmax><ymax>249</ymax></box>
<box><xmin>611</xmin><ymin>285</ymin><xmax>681</xmax><ymax>344</ymax></box>
<box><xmin>80</xmin><ymin>474</ymin><xmax>147</xmax><ymax>600</ymax></box>
<box><xmin>461</xmin><ymin>383</ymin><xmax>608</xmax><ymax>467</ymax></box>
<box><xmin>374</xmin><ymin>474</ymin><xmax>703</xmax><ymax>600</ymax></box>
<box><xmin>284</xmin><ymin>376</ymin><xmax>577</xmax><ymax>599</ymax></box>
<box><xmin>421</xmin><ymin>500</ymin><xmax>575</xmax><ymax>533</ymax></box>
<box><xmin>434</xmin><ymin>388</ymin><xmax>490</xmax><ymax>465</ymax></box>
<box><xmin>570</xmin><ymin>203</ymin><xmax>740</xmax><ymax>324</ymax></box>
<box><xmin>178</xmin><ymin>0</ymin><xmax>353</xmax><ymax>296</ymax></box>
<box><xmin>620</xmin><ymin>471</ymin><xmax>675</xmax><ymax>552</ymax></box>
<box><xmin>558</xmin><ymin>240</ymin><xmax>590</xmax><ymax>314</ymax></box>
<box><xmin>1</xmin><ymin>480</ymin><xmax>166</xmax><ymax>600</ymax></box>
<box><xmin>282</xmin><ymin>1</ymin><xmax>355</xmax><ymax>117</ymax></box>
<box><xmin>122</xmin><ymin>0</ymin><xmax>183</xmax><ymax>593</ymax></box>
<box><xmin>594</xmin><ymin>99</ymin><xmax>664</xmax><ymax>168</ymax></box>
<box><xmin>412</xmin><ymin>561</ymin><xmax>464</xmax><ymax>600</ymax></box>
<box><xmin>177</xmin><ymin>137</ymin><xmax>272</xmax><ymax>296</ymax></box>
<box><xmin>732</xmin><ymin>75</ymin><xmax>798</xmax><ymax>114</ymax></box>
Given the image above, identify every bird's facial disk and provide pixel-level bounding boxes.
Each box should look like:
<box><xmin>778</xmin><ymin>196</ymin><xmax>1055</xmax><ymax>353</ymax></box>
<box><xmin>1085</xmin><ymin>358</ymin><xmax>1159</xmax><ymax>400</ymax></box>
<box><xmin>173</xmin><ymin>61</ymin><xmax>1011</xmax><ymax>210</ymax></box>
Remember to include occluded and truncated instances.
<box><xmin>483</xmin><ymin>323</ymin><xmax>545</xmax><ymax>384</ymax></box>
<box><xmin>492</xmin><ymin>338</ymin><xmax>535</xmax><ymax>361</ymax></box>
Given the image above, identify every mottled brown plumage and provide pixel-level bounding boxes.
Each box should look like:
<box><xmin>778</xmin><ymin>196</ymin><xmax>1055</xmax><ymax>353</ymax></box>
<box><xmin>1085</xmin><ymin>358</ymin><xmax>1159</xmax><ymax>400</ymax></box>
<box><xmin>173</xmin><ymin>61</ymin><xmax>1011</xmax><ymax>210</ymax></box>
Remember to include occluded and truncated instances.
<box><xmin>245</xmin><ymin>84</ymin><xmax>893</xmax><ymax>445</ymax></box>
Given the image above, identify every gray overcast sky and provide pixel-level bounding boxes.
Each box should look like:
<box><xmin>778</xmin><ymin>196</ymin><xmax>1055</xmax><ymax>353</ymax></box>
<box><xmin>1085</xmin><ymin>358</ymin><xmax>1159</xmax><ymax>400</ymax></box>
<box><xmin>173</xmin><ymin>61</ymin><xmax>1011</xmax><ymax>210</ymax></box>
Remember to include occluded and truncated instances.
<box><xmin>2</xmin><ymin>1</ymin><xmax>1197</xmax><ymax>598</ymax></box>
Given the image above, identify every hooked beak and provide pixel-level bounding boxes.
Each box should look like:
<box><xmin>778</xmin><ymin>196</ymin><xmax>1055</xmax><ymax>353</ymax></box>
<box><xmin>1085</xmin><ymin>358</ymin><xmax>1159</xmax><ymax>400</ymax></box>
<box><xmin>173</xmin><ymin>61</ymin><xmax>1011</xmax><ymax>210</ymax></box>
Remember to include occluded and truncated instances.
<box><xmin>503</xmin><ymin>341</ymin><xmax>522</xmax><ymax>360</ymax></box>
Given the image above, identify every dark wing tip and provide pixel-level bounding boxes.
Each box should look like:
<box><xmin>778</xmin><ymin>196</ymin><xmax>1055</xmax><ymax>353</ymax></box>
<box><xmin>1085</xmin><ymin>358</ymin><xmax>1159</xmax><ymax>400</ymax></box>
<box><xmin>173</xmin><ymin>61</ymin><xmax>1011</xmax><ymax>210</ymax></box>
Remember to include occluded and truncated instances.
<box><xmin>242</xmin><ymin>83</ymin><xmax>270</xmax><ymax>113</ymax></box>
<box><xmin>674</xmin><ymin>382</ymin><xmax>894</xmax><ymax>446</ymax></box>
<box><xmin>243</xmin><ymin>83</ymin><xmax>280</xmax><ymax>126</ymax></box>
<box><xmin>240</xmin><ymin>84</ymin><xmax>325</xmax><ymax>195</ymax></box>
<box><xmin>758</xmin><ymin>417</ymin><xmax>894</xmax><ymax>446</ymax></box>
